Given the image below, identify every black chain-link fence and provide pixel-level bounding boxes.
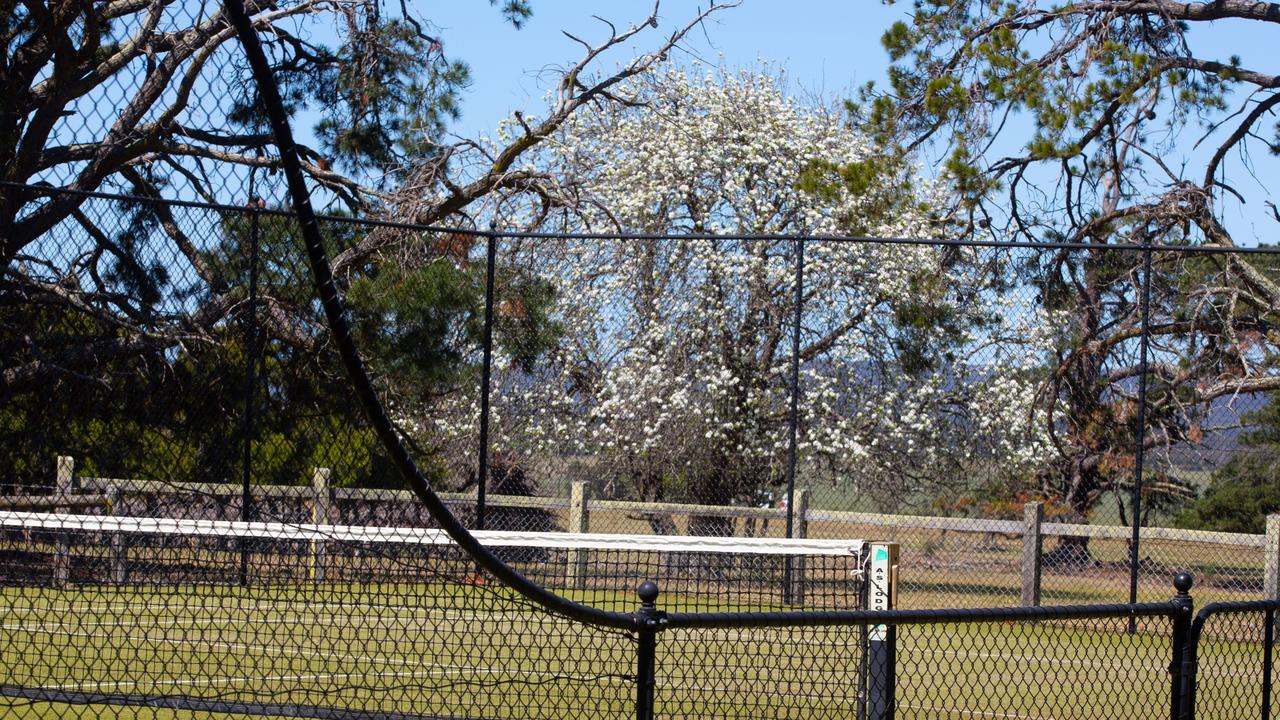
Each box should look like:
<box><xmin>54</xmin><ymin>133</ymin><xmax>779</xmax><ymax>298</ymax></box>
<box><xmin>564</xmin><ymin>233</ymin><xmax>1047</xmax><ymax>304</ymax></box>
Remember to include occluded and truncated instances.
<box><xmin>1183</xmin><ymin>601</ymin><xmax>1280</xmax><ymax>720</ymax></box>
<box><xmin>3</xmin><ymin>180</ymin><xmax>1278</xmax><ymax>717</ymax></box>
<box><xmin>7</xmin><ymin>186</ymin><xmax>1280</xmax><ymax>609</ymax></box>
<box><xmin>6</xmin><ymin>0</ymin><xmax>1280</xmax><ymax>713</ymax></box>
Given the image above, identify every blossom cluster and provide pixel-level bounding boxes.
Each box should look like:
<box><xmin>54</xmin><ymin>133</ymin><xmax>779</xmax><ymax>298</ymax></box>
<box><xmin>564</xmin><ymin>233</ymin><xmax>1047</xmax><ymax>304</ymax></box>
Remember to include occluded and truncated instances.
<box><xmin>415</xmin><ymin>66</ymin><xmax>1059</xmax><ymax>507</ymax></box>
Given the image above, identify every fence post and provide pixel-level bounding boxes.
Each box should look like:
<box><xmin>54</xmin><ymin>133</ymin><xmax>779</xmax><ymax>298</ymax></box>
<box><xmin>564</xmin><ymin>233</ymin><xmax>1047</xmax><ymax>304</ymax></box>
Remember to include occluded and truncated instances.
<box><xmin>634</xmin><ymin>580</ymin><xmax>662</xmax><ymax>720</ymax></box>
<box><xmin>566</xmin><ymin>481</ymin><xmax>590</xmax><ymax>589</ymax></box>
<box><xmin>1020</xmin><ymin>501</ymin><xmax>1044</xmax><ymax>607</ymax></box>
<box><xmin>787</xmin><ymin>488</ymin><xmax>810</xmax><ymax>605</ymax></box>
<box><xmin>1265</xmin><ymin>514</ymin><xmax>1280</xmax><ymax>602</ymax></box>
<box><xmin>239</xmin><ymin>200</ymin><xmax>261</xmax><ymax>588</ymax></box>
<box><xmin>1264</xmin><ymin>609</ymin><xmax>1275</xmax><ymax>720</ymax></box>
<box><xmin>783</xmin><ymin>237</ymin><xmax>805</xmax><ymax>543</ymax></box>
<box><xmin>53</xmin><ymin>455</ymin><xmax>74</xmax><ymax>587</ymax></box>
<box><xmin>107</xmin><ymin>485</ymin><xmax>126</xmax><ymax>583</ymax></box>
<box><xmin>864</xmin><ymin>542</ymin><xmax>899</xmax><ymax>720</ymax></box>
<box><xmin>1170</xmin><ymin>571</ymin><xmax>1194</xmax><ymax>720</ymax></box>
<box><xmin>310</xmin><ymin>467</ymin><xmax>331</xmax><ymax>584</ymax></box>
<box><xmin>475</xmin><ymin>233</ymin><xmax>497</xmax><ymax>531</ymax></box>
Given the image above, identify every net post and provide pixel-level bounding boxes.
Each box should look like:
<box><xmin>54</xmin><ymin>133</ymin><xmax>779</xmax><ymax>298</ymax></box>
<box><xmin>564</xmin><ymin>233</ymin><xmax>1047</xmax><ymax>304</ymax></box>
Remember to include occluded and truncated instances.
<box><xmin>864</xmin><ymin>541</ymin><xmax>898</xmax><ymax>720</ymax></box>
<box><xmin>53</xmin><ymin>455</ymin><xmax>73</xmax><ymax>588</ymax></box>
<box><xmin>635</xmin><ymin>580</ymin><xmax>662</xmax><ymax>720</ymax></box>
<box><xmin>1020</xmin><ymin>501</ymin><xmax>1043</xmax><ymax>607</ymax></box>
<box><xmin>310</xmin><ymin>467</ymin><xmax>331</xmax><ymax>584</ymax></box>
<box><xmin>107</xmin><ymin>484</ymin><xmax>125</xmax><ymax>583</ymax></box>
<box><xmin>566</xmin><ymin>481</ymin><xmax>591</xmax><ymax>589</ymax></box>
<box><xmin>1169</xmin><ymin>571</ymin><xmax>1194</xmax><ymax>720</ymax></box>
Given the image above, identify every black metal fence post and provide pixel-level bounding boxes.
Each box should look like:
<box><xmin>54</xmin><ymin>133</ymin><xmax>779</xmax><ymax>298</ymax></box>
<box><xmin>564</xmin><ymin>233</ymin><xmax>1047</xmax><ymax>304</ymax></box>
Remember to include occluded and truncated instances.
<box><xmin>1170</xmin><ymin>571</ymin><xmax>1194</xmax><ymax>720</ymax></box>
<box><xmin>239</xmin><ymin>195</ymin><xmax>262</xmax><ymax>586</ymax></box>
<box><xmin>1264</xmin><ymin>609</ymin><xmax>1275</xmax><ymax>720</ymax></box>
<box><xmin>635</xmin><ymin>580</ymin><xmax>662</xmax><ymax>720</ymax></box>
<box><xmin>783</xmin><ymin>238</ymin><xmax>804</xmax><ymax>604</ymax></box>
<box><xmin>476</xmin><ymin>231</ymin><xmax>497</xmax><ymax>531</ymax></box>
<box><xmin>1130</xmin><ymin>243</ymin><xmax>1154</xmax><ymax>622</ymax></box>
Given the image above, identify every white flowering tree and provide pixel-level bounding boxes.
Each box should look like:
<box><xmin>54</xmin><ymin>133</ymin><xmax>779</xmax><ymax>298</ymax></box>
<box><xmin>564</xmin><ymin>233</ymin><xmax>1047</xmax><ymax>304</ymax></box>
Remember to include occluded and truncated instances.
<box><xmin>427</xmin><ymin>67</ymin><xmax>1059</xmax><ymax>530</ymax></box>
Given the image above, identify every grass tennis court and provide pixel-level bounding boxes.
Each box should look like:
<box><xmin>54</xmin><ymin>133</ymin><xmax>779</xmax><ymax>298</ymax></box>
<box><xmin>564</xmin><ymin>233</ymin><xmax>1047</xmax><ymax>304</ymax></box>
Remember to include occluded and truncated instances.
<box><xmin>0</xmin><ymin>581</ymin><xmax>1267</xmax><ymax>720</ymax></box>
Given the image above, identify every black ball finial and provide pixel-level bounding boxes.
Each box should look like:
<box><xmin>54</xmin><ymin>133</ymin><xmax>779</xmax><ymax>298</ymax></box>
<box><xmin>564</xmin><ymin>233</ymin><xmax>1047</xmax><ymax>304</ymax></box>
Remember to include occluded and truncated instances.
<box><xmin>1173</xmin><ymin>571</ymin><xmax>1193</xmax><ymax>594</ymax></box>
<box><xmin>637</xmin><ymin>580</ymin><xmax>660</xmax><ymax>606</ymax></box>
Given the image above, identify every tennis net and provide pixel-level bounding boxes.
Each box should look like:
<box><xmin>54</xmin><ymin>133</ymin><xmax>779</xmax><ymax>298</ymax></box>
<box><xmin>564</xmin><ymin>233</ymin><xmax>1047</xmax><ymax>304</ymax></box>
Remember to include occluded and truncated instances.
<box><xmin>0</xmin><ymin>510</ymin><xmax>865</xmax><ymax>612</ymax></box>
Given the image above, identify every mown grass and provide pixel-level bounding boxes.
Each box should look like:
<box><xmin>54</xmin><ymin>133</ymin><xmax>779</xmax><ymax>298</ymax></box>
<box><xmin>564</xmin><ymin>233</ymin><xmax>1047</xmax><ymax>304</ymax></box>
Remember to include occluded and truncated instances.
<box><xmin>0</xmin><ymin>581</ymin><xmax>1269</xmax><ymax>720</ymax></box>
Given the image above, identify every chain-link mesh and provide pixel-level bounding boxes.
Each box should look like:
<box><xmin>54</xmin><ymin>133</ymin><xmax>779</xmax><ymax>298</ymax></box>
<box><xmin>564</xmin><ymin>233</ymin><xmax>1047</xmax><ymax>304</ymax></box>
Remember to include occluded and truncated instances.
<box><xmin>652</xmin><ymin>608</ymin><xmax>1180</xmax><ymax>720</ymax></box>
<box><xmin>0</xmin><ymin>522</ymin><xmax>639</xmax><ymax>719</ymax></box>
<box><xmin>5</xmin><ymin>184</ymin><xmax>1280</xmax><ymax>717</ymax></box>
<box><xmin>7</xmin><ymin>0</ymin><xmax>1280</xmax><ymax>714</ymax></box>
<box><xmin>8</xmin><ymin>191</ymin><xmax>1280</xmax><ymax>609</ymax></box>
<box><xmin>1190</xmin><ymin>603</ymin><xmax>1279</xmax><ymax>720</ymax></box>
<box><xmin>892</xmin><ymin>614</ymin><xmax>1176</xmax><ymax>720</ymax></box>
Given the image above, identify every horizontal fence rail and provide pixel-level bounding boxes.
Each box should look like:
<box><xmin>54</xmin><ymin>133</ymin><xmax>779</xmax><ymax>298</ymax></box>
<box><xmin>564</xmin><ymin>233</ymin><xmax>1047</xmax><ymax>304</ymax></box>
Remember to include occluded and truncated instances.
<box><xmin>14</xmin><ymin>458</ymin><xmax>1280</xmax><ymax>611</ymax></box>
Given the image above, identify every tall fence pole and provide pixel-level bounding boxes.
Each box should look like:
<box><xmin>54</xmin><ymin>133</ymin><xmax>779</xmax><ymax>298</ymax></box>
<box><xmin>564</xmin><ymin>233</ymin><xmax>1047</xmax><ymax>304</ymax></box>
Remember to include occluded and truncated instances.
<box><xmin>475</xmin><ymin>230</ymin><xmax>497</xmax><ymax>531</ymax></box>
<box><xmin>1129</xmin><ymin>242</ymin><xmax>1154</xmax><ymax>624</ymax></box>
<box><xmin>239</xmin><ymin>197</ymin><xmax>261</xmax><ymax>587</ymax></box>
<box><xmin>783</xmin><ymin>239</ymin><xmax>805</xmax><ymax>604</ymax></box>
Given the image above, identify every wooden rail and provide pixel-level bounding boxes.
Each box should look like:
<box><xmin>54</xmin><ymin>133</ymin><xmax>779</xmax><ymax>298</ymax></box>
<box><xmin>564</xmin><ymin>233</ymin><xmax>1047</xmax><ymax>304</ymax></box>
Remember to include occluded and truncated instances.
<box><xmin>12</xmin><ymin>456</ymin><xmax>1280</xmax><ymax>602</ymax></box>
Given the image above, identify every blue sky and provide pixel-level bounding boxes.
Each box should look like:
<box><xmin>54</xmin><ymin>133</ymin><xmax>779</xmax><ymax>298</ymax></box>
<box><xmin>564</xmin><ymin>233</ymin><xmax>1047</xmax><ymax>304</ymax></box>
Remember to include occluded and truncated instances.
<box><xmin>420</xmin><ymin>2</ymin><xmax>1277</xmax><ymax>244</ymax></box>
<box><xmin>429</xmin><ymin>2</ymin><xmax>903</xmax><ymax>138</ymax></box>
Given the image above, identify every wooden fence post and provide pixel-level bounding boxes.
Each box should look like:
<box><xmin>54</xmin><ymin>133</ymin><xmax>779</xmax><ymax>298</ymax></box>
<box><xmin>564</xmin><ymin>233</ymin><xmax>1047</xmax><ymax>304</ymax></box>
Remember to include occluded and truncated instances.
<box><xmin>310</xmin><ymin>468</ymin><xmax>331</xmax><ymax>584</ymax></box>
<box><xmin>1265</xmin><ymin>514</ymin><xmax>1280</xmax><ymax>602</ymax></box>
<box><xmin>1020</xmin><ymin>501</ymin><xmax>1044</xmax><ymax>607</ymax></box>
<box><xmin>53</xmin><ymin>456</ymin><xmax>74</xmax><ymax>587</ymax></box>
<box><xmin>788</xmin><ymin>488</ymin><xmax>810</xmax><ymax>604</ymax></box>
<box><xmin>566</xmin><ymin>481</ymin><xmax>590</xmax><ymax>589</ymax></box>
<box><xmin>107</xmin><ymin>485</ymin><xmax>126</xmax><ymax>583</ymax></box>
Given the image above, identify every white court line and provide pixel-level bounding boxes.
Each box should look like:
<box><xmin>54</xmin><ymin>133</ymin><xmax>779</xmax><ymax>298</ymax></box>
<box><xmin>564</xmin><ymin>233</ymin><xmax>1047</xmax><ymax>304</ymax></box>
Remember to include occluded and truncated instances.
<box><xmin>0</xmin><ymin>598</ymin><xmax>608</xmax><ymax>620</ymax></box>
<box><xmin>35</xmin><ymin>664</ymin><xmax>1047</xmax><ymax>720</ymax></box>
<box><xmin>5</xmin><ymin>621</ymin><xmax>623</xmax><ymax>675</ymax></box>
<box><xmin>6</xmin><ymin>625</ymin><xmax>430</xmax><ymax>672</ymax></box>
<box><xmin>896</xmin><ymin>703</ymin><xmax>1050</xmax><ymax>720</ymax></box>
<box><xmin>0</xmin><ymin>608</ymin><xmax>578</xmax><ymax>632</ymax></box>
<box><xmin>0</xmin><ymin>601</ymin><xmax>588</xmax><ymax>626</ymax></box>
<box><xmin>45</xmin><ymin>663</ymin><xmax>632</xmax><ymax>693</ymax></box>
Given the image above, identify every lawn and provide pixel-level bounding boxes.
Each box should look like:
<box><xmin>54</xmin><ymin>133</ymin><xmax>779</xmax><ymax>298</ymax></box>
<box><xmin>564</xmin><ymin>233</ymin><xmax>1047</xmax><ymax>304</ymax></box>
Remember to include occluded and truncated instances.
<box><xmin>0</xmin><ymin>581</ymin><xmax>1269</xmax><ymax>720</ymax></box>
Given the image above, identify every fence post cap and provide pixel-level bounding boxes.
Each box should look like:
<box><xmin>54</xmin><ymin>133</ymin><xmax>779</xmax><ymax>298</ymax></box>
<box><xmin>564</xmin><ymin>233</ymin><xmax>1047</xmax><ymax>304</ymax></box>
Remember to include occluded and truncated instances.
<box><xmin>637</xmin><ymin>580</ymin><xmax>660</xmax><ymax>606</ymax></box>
<box><xmin>1173</xmin><ymin>571</ymin><xmax>1193</xmax><ymax>595</ymax></box>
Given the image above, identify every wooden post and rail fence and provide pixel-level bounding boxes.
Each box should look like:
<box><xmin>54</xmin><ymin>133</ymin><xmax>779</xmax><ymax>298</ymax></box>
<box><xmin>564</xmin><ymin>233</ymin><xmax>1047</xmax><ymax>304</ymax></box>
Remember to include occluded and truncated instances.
<box><xmin>5</xmin><ymin>456</ymin><xmax>1278</xmax><ymax>603</ymax></box>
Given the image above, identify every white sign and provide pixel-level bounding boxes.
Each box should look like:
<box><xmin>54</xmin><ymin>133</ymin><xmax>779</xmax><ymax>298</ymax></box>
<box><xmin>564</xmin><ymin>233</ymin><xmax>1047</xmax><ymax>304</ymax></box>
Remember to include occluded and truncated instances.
<box><xmin>867</xmin><ymin>543</ymin><xmax>896</xmax><ymax>642</ymax></box>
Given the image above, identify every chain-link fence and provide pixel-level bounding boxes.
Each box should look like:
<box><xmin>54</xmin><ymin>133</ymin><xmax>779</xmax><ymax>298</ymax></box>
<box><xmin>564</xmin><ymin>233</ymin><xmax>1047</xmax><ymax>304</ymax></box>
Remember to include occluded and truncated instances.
<box><xmin>6</xmin><ymin>187</ymin><xmax>1280</xmax><ymax>610</ymax></box>
<box><xmin>8</xmin><ymin>1</ymin><xmax>1280</xmax><ymax>716</ymax></box>
<box><xmin>6</xmin><ymin>183</ymin><xmax>1280</xmax><ymax>717</ymax></box>
<box><xmin>1182</xmin><ymin>600</ymin><xmax>1280</xmax><ymax>720</ymax></box>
